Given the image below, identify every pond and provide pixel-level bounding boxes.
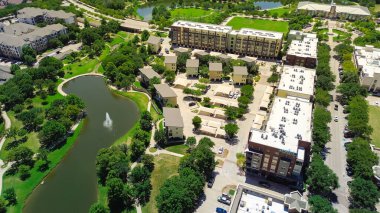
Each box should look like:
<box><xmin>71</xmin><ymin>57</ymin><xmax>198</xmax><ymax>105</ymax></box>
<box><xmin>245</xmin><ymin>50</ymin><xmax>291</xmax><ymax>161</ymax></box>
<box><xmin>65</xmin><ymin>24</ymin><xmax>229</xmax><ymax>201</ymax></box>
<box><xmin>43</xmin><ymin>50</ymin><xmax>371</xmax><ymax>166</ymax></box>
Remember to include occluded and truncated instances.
<box><xmin>254</xmin><ymin>1</ymin><xmax>283</xmax><ymax>10</ymax></box>
<box><xmin>137</xmin><ymin>1</ymin><xmax>172</xmax><ymax>21</ymax></box>
<box><xmin>23</xmin><ymin>76</ymin><xmax>139</xmax><ymax>213</ymax></box>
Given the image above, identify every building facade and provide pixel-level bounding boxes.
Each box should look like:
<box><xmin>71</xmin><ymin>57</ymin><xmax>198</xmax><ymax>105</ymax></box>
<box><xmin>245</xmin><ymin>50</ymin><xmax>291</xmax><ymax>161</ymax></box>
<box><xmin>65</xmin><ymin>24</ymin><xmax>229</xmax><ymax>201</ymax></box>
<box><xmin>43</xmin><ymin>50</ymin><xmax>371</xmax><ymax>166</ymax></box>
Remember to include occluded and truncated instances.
<box><xmin>286</xmin><ymin>34</ymin><xmax>318</xmax><ymax>69</ymax></box>
<box><xmin>170</xmin><ymin>20</ymin><xmax>283</xmax><ymax>58</ymax></box>
<box><xmin>17</xmin><ymin>7</ymin><xmax>76</xmax><ymax>25</ymax></box>
<box><xmin>139</xmin><ymin>67</ymin><xmax>161</xmax><ymax>86</ymax></box>
<box><xmin>163</xmin><ymin>107</ymin><xmax>184</xmax><ymax>140</ymax></box>
<box><xmin>186</xmin><ymin>59</ymin><xmax>199</xmax><ymax>77</ymax></box>
<box><xmin>297</xmin><ymin>1</ymin><xmax>370</xmax><ymax>20</ymax></box>
<box><xmin>354</xmin><ymin>45</ymin><xmax>380</xmax><ymax>92</ymax></box>
<box><xmin>146</xmin><ymin>35</ymin><xmax>161</xmax><ymax>53</ymax></box>
<box><xmin>209</xmin><ymin>62</ymin><xmax>223</xmax><ymax>81</ymax></box>
<box><xmin>153</xmin><ymin>84</ymin><xmax>177</xmax><ymax>107</ymax></box>
<box><xmin>0</xmin><ymin>23</ymin><xmax>67</xmax><ymax>59</ymax></box>
<box><xmin>164</xmin><ymin>56</ymin><xmax>177</xmax><ymax>71</ymax></box>
<box><xmin>232</xmin><ymin>66</ymin><xmax>248</xmax><ymax>85</ymax></box>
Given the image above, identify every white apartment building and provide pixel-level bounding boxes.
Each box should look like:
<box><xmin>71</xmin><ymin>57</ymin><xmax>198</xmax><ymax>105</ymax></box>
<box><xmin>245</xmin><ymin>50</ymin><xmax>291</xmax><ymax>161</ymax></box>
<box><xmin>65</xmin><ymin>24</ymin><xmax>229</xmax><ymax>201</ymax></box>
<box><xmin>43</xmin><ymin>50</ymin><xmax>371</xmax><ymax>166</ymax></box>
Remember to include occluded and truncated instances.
<box><xmin>354</xmin><ymin>45</ymin><xmax>380</xmax><ymax>92</ymax></box>
<box><xmin>277</xmin><ymin>66</ymin><xmax>316</xmax><ymax>101</ymax></box>
<box><xmin>286</xmin><ymin>36</ymin><xmax>318</xmax><ymax>68</ymax></box>
<box><xmin>0</xmin><ymin>23</ymin><xmax>67</xmax><ymax>59</ymax></box>
<box><xmin>17</xmin><ymin>7</ymin><xmax>76</xmax><ymax>25</ymax></box>
<box><xmin>287</xmin><ymin>30</ymin><xmax>317</xmax><ymax>42</ymax></box>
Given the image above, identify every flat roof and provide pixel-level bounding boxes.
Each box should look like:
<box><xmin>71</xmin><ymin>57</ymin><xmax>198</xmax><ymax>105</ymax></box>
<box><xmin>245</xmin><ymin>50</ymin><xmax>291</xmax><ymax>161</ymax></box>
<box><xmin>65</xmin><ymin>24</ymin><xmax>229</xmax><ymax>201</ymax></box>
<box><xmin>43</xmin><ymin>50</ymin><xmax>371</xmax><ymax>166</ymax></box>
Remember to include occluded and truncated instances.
<box><xmin>209</xmin><ymin>62</ymin><xmax>222</xmax><ymax>71</ymax></box>
<box><xmin>249</xmin><ymin>96</ymin><xmax>312</xmax><ymax>154</ymax></box>
<box><xmin>233</xmin><ymin>66</ymin><xmax>248</xmax><ymax>75</ymax></box>
<box><xmin>230</xmin><ymin>28</ymin><xmax>283</xmax><ymax>40</ymax></box>
<box><xmin>172</xmin><ymin>20</ymin><xmax>232</xmax><ymax>33</ymax></box>
<box><xmin>354</xmin><ymin>45</ymin><xmax>380</xmax><ymax>77</ymax></box>
<box><xmin>153</xmin><ymin>84</ymin><xmax>177</xmax><ymax>98</ymax></box>
<box><xmin>163</xmin><ymin>107</ymin><xmax>183</xmax><ymax>127</ymax></box>
<box><xmin>147</xmin><ymin>35</ymin><xmax>161</xmax><ymax>45</ymax></box>
<box><xmin>2</xmin><ymin>22</ymin><xmax>37</xmax><ymax>36</ymax></box>
<box><xmin>278</xmin><ymin>65</ymin><xmax>316</xmax><ymax>97</ymax></box>
<box><xmin>186</xmin><ymin>59</ymin><xmax>199</xmax><ymax>68</ymax></box>
<box><xmin>139</xmin><ymin>67</ymin><xmax>160</xmax><ymax>80</ymax></box>
<box><xmin>164</xmin><ymin>56</ymin><xmax>177</xmax><ymax>64</ymax></box>
<box><xmin>288</xmin><ymin>30</ymin><xmax>317</xmax><ymax>39</ymax></box>
<box><xmin>287</xmin><ymin>37</ymin><xmax>318</xmax><ymax>59</ymax></box>
<box><xmin>297</xmin><ymin>1</ymin><xmax>370</xmax><ymax>16</ymax></box>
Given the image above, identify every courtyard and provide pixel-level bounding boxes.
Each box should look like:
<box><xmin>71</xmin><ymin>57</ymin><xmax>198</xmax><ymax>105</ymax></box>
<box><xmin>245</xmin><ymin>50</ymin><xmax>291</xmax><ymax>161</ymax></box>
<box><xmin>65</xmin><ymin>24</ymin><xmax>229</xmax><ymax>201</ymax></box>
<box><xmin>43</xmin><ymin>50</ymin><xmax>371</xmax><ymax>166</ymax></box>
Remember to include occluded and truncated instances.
<box><xmin>226</xmin><ymin>17</ymin><xmax>289</xmax><ymax>33</ymax></box>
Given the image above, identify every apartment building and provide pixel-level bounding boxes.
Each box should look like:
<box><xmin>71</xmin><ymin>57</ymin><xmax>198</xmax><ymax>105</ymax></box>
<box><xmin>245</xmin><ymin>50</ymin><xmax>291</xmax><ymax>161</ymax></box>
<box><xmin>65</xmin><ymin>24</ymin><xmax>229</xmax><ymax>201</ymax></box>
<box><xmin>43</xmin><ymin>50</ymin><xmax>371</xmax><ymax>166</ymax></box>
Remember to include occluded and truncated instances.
<box><xmin>0</xmin><ymin>23</ymin><xmax>67</xmax><ymax>59</ymax></box>
<box><xmin>286</xmin><ymin>36</ymin><xmax>318</xmax><ymax>68</ymax></box>
<box><xmin>354</xmin><ymin>45</ymin><xmax>380</xmax><ymax>92</ymax></box>
<box><xmin>232</xmin><ymin>66</ymin><xmax>249</xmax><ymax>85</ymax></box>
<box><xmin>297</xmin><ymin>1</ymin><xmax>370</xmax><ymax>20</ymax></box>
<box><xmin>186</xmin><ymin>59</ymin><xmax>199</xmax><ymax>77</ymax></box>
<box><xmin>287</xmin><ymin>30</ymin><xmax>317</xmax><ymax>42</ymax></box>
<box><xmin>164</xmin><ymin>56</ymin><xmax>177</xmax><ymax>71</ymax></box>
<box><xmin>17</xmin><ymin>7</ymin><xmax>76</xmax><ymax>25</ymax></box>
<box><xmin>170</xmin><ymin>20</ymin><xmax>283</xmax><ymax>58</ymax></box>
<box><xmin>163</xmin><ymin>107</ymin><xmax>184</xmax><ymax>140</ymax></box>
<box><xmin>246</xmin><ymin>96</ymin><xmax>312</xmax><ymax>183</ymax></box>
<box><xmin>209</xmin><ymin>62</ymin><xmax>223</xmax><ymax>81</ymax></box>
<box><xmin>139</xmin><ymin>67</ymin><xmax>161</xmax><ymax>86</ymax></box>
<box><xmin>277</xmin><ymin>66</ymin><xmax>316</xmax><ymax>101</ymax></box>
<box><xmin>146</xmin><ymin>35</ymin><xmax>161</xmax><ymax>53</ymax></box>
<box><xmin>153</xmin><ymin>84</ymin><xmax>177</xmax><ymax>107</ymax></box>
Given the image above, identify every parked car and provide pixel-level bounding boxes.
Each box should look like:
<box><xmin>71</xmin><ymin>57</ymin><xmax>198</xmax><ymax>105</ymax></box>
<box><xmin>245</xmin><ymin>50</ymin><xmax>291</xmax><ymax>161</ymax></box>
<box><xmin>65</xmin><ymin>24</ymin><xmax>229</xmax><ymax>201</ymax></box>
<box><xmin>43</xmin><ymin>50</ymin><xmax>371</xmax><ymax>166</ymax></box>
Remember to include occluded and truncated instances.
<box><xmin>207</xmin><ymin>173</ymin><xmax>216</xmax><ymax>188</ymax></box>
<box><xmin>258</xmin><ymin>181</ymin><xmax>271</xmax><ymax>188</ymax></box>
<box><xmin>216</xmin><ymin>207</ymin><xmax>227</xmax><ymax>213</ymax></box>
<box><xmin>346</xmin><ymin>166</ymin><xmax>353</xmax><ymax>176</ymax></box>
<box><xmin>165</xmin><ymin>48</ymin><xmax>169</xmax><ymax>53</ymax></box>
<box><xmin>334</xmin><ymin>116</ymin><xmax>339</xmax><ymax>122</ymax></box>
<box><xmin>188</xmin><ymin>102</ymin><xmax>196</xmax><ymax>107</ymax></box>
<box><xmin>218</xmin><ymin>147</ymin><xmax>224</xmax><ymax>154</ymax></box>
<box><xmin>217</xmin><ymin>196</ymin><xmax>231</xmax><ymax>205</ymax></box>
<box><xmin>334</xmin><ymin>104</ymin><xmax>338</xmax><ymax>110</ymax></box>
<box><xmin>344</xmin><ymin>141</ymin><xmax>351</xmax><ymax>151</ymax></box>
<box><xmin>344</xmin><ymin>131</ymin><xmax>355</xmax><ymax>138</ymax></box>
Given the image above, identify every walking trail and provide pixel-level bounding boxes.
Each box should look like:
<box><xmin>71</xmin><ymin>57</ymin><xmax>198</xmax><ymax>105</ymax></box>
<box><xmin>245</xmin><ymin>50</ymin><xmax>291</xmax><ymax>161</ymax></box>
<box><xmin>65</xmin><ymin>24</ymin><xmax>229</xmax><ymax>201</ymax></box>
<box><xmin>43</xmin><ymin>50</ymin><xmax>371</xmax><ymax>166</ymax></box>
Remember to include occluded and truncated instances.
<box><xmin>0</xmin><ymin>107</ymin><xmax>13</xmax><ymax>195</ymax></box>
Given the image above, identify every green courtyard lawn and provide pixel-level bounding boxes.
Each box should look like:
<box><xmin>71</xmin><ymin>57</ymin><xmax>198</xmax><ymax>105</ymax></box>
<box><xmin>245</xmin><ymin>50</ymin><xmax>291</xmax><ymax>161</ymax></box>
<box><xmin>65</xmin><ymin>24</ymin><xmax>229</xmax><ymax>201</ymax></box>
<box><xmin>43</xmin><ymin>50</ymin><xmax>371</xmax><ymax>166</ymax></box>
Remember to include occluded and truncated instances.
<box><xmin>226</xmin><ymin>17</ymin><xmax>289</xmax><ymax>33</ymax></box>
<box><xmin>4</xmin><ymin>120</ymin><xmax>84</xmax><ymax>213</ymax></box>
<box><xmin>142</xmin><ymin>154</ymin><xmax>181</xmax><ymax>213</ymax></box>
<box><xmin>170</xmin><ymin>8</ymin><xmax>221</xmax><ymax>24</ymax></box>
<box><xmin>369</xmin><ymin>106</ymin><xmax>380</xmax><ymax>148</ymax></box>
<box><xmin>333</xmin><ymin>29</ymin><xmax>352</xmax><ymax>42</ymax></box>
<box><xmin>375</xmin><ymin>4</ymin><xmax>380</xmax><ymax>12</ymax></box>
<box><xmin>164</xmin><ymin>144</ymin><xmax>188</xmax><ymax>155</ymax></box>
<box><xmin>267</xmin><ymin>7</ymin><xmax>290</xmax><ymax>17</ymax></box>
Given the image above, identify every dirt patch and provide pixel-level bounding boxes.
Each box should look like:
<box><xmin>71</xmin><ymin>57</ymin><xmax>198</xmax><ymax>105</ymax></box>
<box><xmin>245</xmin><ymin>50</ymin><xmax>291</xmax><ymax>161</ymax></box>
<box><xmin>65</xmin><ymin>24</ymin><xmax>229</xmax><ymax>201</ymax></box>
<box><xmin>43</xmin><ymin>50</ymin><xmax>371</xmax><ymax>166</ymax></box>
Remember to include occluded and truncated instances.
<box><xmin>217</xmin><ymin>148</ymin><xmax>229</xmax><ymax>158</ymax></box>
<box><xmin>216</xmin><ymin>159</ymin><xmax>224</xmax><ymax>168</ymax></box>
<box><xmin>222</xmin><ymin>185</ymin><xmax>237</xmax><ymax>195</ymax></box>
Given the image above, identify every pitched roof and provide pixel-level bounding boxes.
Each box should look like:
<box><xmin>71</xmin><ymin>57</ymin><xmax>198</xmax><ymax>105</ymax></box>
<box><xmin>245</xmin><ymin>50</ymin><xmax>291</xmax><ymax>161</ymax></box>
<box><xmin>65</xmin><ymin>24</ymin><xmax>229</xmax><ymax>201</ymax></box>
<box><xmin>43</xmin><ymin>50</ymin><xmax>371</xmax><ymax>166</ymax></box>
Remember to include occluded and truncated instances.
<box><xmin>297</xmin><ymin>1</ymin><xmax>370</xmax><ymax>16</ymax></box>
<box><xmin>209</xmin><ymin>62</ymin><xmax>222</xmax><ymax>71</ymax></box>
<box><xmin>284</xmin><ymin>191</ymin><xmax>308</xmax><ymax>213</ymax></box>
<box><xmin>154</xmin><ymin>84</ymin><xmax>177</xmax><ymax>98</ymax></box>
<box><xmin>233</xmin><ymin>66</ymin><xmax>248</xmax><ymax>75</ymax></box>
<box><xmin>163</xmin><ymin>107</ymin><xmax>184</xmax><ymax>127</ymax></box>
<box><xmin>186</xmin><ymin>59</ymin><xmax>199</xmax><ymax>68</ymax></box>
<box><xmin>147</xmin><ymin>35</ymin><xmax>161</xmax><ymax>45</ymax></box>
<box><xmin>218</xmin><ymin>54</ymin><xmax>231</xmax><ymax>60</ymax></box>
<box><xmin>139</xmin><ymin>67</ymin><xmax>161</xmax><ymax>79</ymax></box>
<box><xmin>164</xmin><ymin>56</ymin><xmax>177</xmax><ymax>64</ymax></box>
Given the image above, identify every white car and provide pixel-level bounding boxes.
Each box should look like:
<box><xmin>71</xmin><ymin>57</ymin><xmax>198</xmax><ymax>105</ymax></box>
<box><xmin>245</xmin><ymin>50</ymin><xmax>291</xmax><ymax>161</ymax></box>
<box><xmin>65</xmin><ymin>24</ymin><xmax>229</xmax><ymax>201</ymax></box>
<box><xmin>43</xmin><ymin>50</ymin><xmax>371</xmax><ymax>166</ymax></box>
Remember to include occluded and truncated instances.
<box><xmin>334</xmin><ymin>116</ymin><xmax>339</xmax><ymax>122</ymax></box>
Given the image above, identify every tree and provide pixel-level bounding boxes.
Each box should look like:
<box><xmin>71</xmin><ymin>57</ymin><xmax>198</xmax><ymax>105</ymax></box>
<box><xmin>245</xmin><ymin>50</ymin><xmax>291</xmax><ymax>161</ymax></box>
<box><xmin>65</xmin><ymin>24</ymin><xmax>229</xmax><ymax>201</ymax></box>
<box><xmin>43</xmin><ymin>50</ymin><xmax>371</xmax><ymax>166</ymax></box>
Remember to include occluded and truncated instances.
<box><xmin>315</xmin><ymin>88</ymin><xmax>331</xmax><ymax>107</ymax></box>
<box><xmin>141</xmin><ymin>30</ymin><xmax>150</xmax><ymax>41</ymax></box>
<box><xmin>240</xmin><ymin>85</ymin><xmax>254</xmax><ymax>99</ymax></box>
<box><xmin>130</xmin><ymin>139</ymin><xmax>145</xmax><ymax>161</ymax></box>
<box><xmin>0</xmin><ymin>197</ymin><xmax>6</xmax><ymax>213</ymax></box>
<box><xmin>7</xmin><ymin>146</ymin><xmax>34</xmax><ymax>166</ymax></box>
<box><xmin>38</xmin><ymin>120</ymin><xmax>66</xmax><ymax>147</ymax></box>
<box><xmin>347</xmin><ymin>138</ymin><xmax>378</xmax><ymax>179</ymax></box>
<box><xmin>192</xmin><ymin>116</ymin><xmax>202</xmax><ymax>130</ymax></box>
<box><xmin>306</xmin><ymin>155</ymin><xmax>339</xmax><ymax>196</ymax></box>
<box><xmin>349</xmin><ymin>178</ymin><xmax>380</xmax><ymax>210</ymax></box>
<box><xmin>186</xmin><ymin>137</ymin><xmax>196</xmax><ymax>148</ymax></box>
<box><xmin>7</xmin><ymin>126</ymin><xmax>19</xmax><ymax>142</ymax></box>
<box><xmin>18</xmin><ymin>165</ymin><xmax>31</xmax><ymax>180</ymax></box>
<box><xmin>140</xmin><ymin>111</ymin><xmax>152</xmax><ymax>131</ymax></box>
<box><xmin>337</xmin><ymin>83</ymin><xmax>367</xmax><ymax>104</ymax></box>
<box><xmin>133</xmin><ymin>128</ymin><xmax>150</xmax><ymax>146</ymax></box>
<box><xmin>89</xmin><ymin>202</ymin><xmax>110</xmax><ymax>213</ymax></box>
<box><xmin>21</xmin><ymin>46</ymin><xmax>36</xmax><ymax>66</ymax></box>
<box><xmin>18</xmin><ymin>108</ymin><xmax>44</xmax><ymax>131</ymax></box>
<box><xmin>225</xmin><ymin>123</ymin><xmax>239</xmax><ymax>139</ymax></box>
<box><xmin>309</xmin><ymin>195</ymin><xmax>337</xmax><ymax>213</ymax></box>
<box><xmin>198</xmin><ymin>137</ymin><xmax>215</xmax><ymax>148</ymax></box>
<box><xmin>236</xmin><ymin>153</ymin><xmax>246</xmax><ymax>170</ymax></box>
<box><xmin>96</xmin><ymin>146</ymin><xmax>130</xmax><ymax>185</ymax></box>
<box><xmin>10</xmin><ymin>64</ymin><xmax>20</xmax><ymax>74</ymax></box>
<box><xmin>347</xmin><ymin>96</ymin><xmax>372</xmax><ymax>137</ymax></box>
<box><xmin>154</xmin><ymin>129</ymin><xmax>167</xmax><ymax>146</ymax></box>
<box><xmin>3</xmin><ymin>187</ymin><xmax>16</xmax><ymax>206</ymax></box>
<box><xmin>225</xmin><ymin>106</ymin><xmax>239</xmax><ymax>120</ymax></box>
<box><xmin>106</xmin><ymin>178</ymin><xmax>126</xmax><ymax>211</ymax></box>
<box><xmin>141</xmin><ymin>154</ymin><xmax>155</xmax><ymax>172</ymax></box>
<box><xmin>130</xmin><ymin>166</ymin><xmax>151</xmax><ymax>184</ymax></box>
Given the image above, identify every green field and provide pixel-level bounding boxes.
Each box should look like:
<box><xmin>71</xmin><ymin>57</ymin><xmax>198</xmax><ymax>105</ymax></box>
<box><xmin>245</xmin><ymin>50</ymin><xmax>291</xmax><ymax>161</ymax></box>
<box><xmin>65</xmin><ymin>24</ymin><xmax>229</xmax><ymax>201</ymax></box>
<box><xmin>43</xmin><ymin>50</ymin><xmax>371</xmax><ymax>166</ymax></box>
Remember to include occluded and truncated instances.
<box><xmin>267</xmin><ymin>7</ymin><xmax>290</xmax><ymax>16</ymax></box>
<box><xmin>333</xmin><ymin>29</ymin><xmax>352</xmax><ymax>42</ymax></box>
<box><xmin>164</xmin><ymin>144</ymin><xmax>188</xmax><ymax>155</ymax></box>
<box><xmin>369</xmin><ymin>106</ymin><xmax>380</xmax><ymax>148</ymax></box>
<box><xmin>170</xmin><ymin>8</ymin><xmax>221</xmax><ymax>24</ymax></box>
<box><xmin>226</xmin><ymin>17</ymin><xmax>289</xmax><ymax>33</ymax></box>
<box><xmin>142</xmin><ymin>154</ymin><xmax>181</xmax><ymax>213</ymax></box>
<box><xmin>375</xmin><ymin>4</ymin><xmax>380</xmax><ymax>12</ymax></box>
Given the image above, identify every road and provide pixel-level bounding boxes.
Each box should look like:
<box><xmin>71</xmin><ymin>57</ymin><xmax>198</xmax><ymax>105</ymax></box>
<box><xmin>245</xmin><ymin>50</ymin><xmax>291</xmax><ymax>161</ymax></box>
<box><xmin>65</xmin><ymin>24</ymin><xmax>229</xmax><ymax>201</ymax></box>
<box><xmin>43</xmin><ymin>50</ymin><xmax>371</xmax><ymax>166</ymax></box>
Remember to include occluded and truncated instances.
<box><xmin>325</xmin><ymin>21</ymin><xmax>350</xmax><ymax>213</ymax></box>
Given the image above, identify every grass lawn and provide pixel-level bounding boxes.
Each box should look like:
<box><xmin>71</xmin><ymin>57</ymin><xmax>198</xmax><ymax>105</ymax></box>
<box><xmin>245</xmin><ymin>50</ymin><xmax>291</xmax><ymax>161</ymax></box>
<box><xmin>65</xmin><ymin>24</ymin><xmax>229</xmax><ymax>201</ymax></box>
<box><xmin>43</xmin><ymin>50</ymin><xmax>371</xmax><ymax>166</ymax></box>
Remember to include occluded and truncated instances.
<box><xmin>63</xmin><ymin>57</ymin><xmax>99</xmax><ymax>79</ymax></box>
<box><xmin>141</xmin><ymin>154</ymin><xmax>181</xmax><ymax>213</ymax></box>
<box><xmin>164</xmin><ymin>144</ymin><xmax>188</xmax><ymax>155</ymax></box>
<box><xmin>226</xmin><ymin>17</ymin><xmax>289</xmax><ymax>33</ymax></box>
<box><xmin>133</xmin><ymin>81</ymin><xmax>143</xmax><ymax>89</ymax></box>
<box><xmin>333</xmin><ymin>29</ymin><xmax>352</xmax><ymax>42</ymax></box>
<box><xmin>267</xmin><ymin>7</ymin><xmax>290</xmax><ymax>16</ymax></box>
<box><xmin>369</xmin><ymin>106</ymin><xmax>380</xmax><ymax>148</ymax></box>
<box><xmin>375</xmin><ymin>4</ymin><xmax>380</xmax><ymax>12</ymax></box>
<box><xmin>4</xmin><ymin>120</ymin><xmax>84</xmax><ymax>213</ymax></box>
<box><xmin>170</xmin><ymin>8</ymin><xmax>220</xmax><ymax>24</ymax></box>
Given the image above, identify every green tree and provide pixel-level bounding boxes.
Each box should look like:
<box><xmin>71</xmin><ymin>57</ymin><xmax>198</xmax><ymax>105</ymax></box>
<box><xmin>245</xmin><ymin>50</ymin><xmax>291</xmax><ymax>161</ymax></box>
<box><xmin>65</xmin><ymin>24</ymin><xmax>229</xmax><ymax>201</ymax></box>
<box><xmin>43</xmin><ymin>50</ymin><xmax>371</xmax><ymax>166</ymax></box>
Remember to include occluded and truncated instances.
<box><xmin>225</xmin><ymin>123</ymin><xmax>239</xmax><ymax>139</ymax></box>
<box><xmin>306</xmin><ymin>155</ymin><xmax>339</xmax><ymax>196</ymax></box>
<box><xmin>225</xmin><ymin>106</ymin><xmax>239</xmax><ymax>120</ymax></box>
<box><xmin>21</xmin><ymin>45</ymin><xmax>36</xmax><ymax>66</ymax></box>
<box><xmin>18</xmin><ymin>165</ymin><xmax>31</xmax><ymax>180</ymax></box>
<box><xmin>106</xmin><ymin>178</ymin><xmax>126</xmax><ymax>211</ymax></box>
<box><xmin>3</xmin><ymin>187</ymin><xmax>16</xmax><ymax>206</ymax></box>
<box><xmin>309</xmin><ymin>195</ymin><xmax>337</xmax><ymax>213</ymax></box>
<box><xmin>0</xmin><ymin>197</ymin><xmax>6</xmax><ymax>213</ymax></box>
<box><xmin>337</xmin><ymin>83</ymin><xmax>367</xmax><ymax>104</ymax></box>
<box><xmin>240</xmin><ymin>85</ymin><xmax>254</xmax><ymax>99</ymax></box>
<box><xmin>10</xmin><ymin>64</ymin><xmax>20</xmax><ymax>74</ymax></box>
<box><xmin>186</xmin><ymin>136</ymin><xmax>196</xmax><ymax>148</ymax></box>
<box><xmin>315</xmin><ymin>88</ymin><xmax>331</xmax><ymax>107</ymax></box>
<box><xmin>130</xmin><ymin>139</ymin><xmax>146</xmax><ymax>161</ymax></box>
<box><xmin>141</xmin><ymin>30</ymin><xmax>150</xmax><ymax>41</ymax></box>
<box><xmin>7</xmin><ymin>146</ymin><xmax>34</xmax><ymax>166</ymax></box>
<box><xmin>140</xmin><ymin>111</ymin><xmax>152</xmax><ymax>131</ymax></box>
<box><xmin>96</xmin><ymin>146</ymin><xmax>130</xmax><ymax>185</ymax></box>
<box><xmin>141</xmin><ymin>154</ymin><xmax>155</xmax><ymax>172</ymax></box>
<box><xmin>347</xmin><ymin>138</ymin><xmax>378</xmax><ymax>179</ymax></box>
<box><xmin>349</xmin><ymin>178</ymin><xmax>380</xmax><ymax>210</ymax></box>
<box><xmin>154</xmin><ymin>129</ymin><xmax>167</xmax><ymax>146</ymax></box>
<box><xmin>38</xmin><ymin>120</ymin><xmax>66</xmax><ymax>147</ymax></box>
<box><xmin>89</xmin><ymin>202</ymin><xmax>110</xmax><ymax>213</ymax></box>
<box><xmin>192</xmin><ymin>116</ymin><xmax>202</xmax><ymax>130</ymax></box>
<box><xmin>347</xmin><ymin>96</ymin><xmax>372</xmax><ymax>137</ymax></box>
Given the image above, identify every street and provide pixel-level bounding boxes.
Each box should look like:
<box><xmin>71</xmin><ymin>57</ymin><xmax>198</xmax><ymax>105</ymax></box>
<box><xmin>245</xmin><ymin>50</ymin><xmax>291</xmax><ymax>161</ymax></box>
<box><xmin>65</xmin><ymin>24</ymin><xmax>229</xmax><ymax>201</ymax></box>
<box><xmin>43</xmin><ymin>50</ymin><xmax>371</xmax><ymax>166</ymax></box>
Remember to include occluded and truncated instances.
<box><xmin>325</xmin><ymin>21</ymin><xmax>350</xmax><ymax>213</ymax></box>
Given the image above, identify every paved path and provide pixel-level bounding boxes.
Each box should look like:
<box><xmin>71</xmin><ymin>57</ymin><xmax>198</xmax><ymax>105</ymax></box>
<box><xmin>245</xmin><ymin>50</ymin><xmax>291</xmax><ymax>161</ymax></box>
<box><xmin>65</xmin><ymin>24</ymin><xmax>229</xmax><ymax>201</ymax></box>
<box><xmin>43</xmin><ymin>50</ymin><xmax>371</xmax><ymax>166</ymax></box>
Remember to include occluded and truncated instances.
<box><xmin>0</xmin><ymin>107</ymin><xmax>12</xmax><ymax>195</ymax></box>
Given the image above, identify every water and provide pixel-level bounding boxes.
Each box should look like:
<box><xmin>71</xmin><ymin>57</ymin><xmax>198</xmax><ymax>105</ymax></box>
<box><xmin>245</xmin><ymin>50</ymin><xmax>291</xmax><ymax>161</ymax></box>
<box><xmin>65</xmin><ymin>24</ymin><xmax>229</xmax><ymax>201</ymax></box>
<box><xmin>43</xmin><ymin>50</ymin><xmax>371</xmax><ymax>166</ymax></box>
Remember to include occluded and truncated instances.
<box><xmin>103</xmin><ymin>112</ymin><xmax>113</xmax><ymax>130</ymax></box>
<box><xmin>254</xmin><ymin>1</ymin><xmax>283</xmax><ymax>10</ymax></box>
<box><xmin>23</xmin><ymin>76</ymin><xmax>139</xmax><ymax>213</ymax></box>
<box><xmin>137</xmin><ymin>1</ymin><xmax>172</xmax><ymax>21</ymax></box>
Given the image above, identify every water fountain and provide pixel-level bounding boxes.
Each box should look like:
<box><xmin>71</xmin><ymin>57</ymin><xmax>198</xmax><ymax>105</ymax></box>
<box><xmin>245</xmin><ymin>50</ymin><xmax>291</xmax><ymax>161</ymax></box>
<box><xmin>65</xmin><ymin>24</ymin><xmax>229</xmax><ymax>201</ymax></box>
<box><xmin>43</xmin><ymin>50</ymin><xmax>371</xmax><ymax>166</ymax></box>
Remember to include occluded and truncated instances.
<box><xmin>103</xmin><ymin>112</ymin><xmax>113</xmax><ymax>129</ymax></box>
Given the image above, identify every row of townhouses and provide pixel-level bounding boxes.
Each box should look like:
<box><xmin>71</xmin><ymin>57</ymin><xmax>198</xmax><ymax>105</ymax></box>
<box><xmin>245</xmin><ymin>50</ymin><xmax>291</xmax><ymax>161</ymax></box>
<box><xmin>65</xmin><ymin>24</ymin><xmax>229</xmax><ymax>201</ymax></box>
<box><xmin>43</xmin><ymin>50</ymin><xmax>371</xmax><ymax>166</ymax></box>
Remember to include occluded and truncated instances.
<box><xmin>170</xmin><ymin>20</ymin><xmax>283</xmax><ymax>58</ymax></box>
